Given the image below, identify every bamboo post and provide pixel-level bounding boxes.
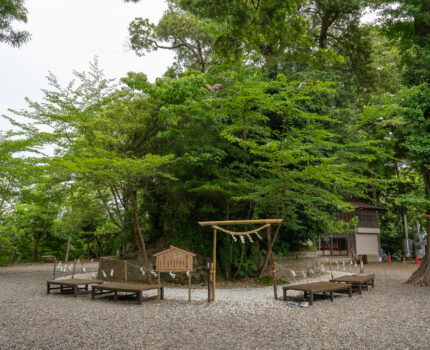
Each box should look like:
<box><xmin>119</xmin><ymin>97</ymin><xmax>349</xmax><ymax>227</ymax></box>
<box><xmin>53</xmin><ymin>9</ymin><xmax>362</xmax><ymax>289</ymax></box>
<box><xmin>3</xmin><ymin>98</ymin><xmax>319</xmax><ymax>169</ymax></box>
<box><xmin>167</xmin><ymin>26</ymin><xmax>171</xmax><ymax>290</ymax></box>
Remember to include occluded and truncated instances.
<box><xmin>157</xmin><ymin>272</ymin><xmax>161</xmax><ymax>303</ymax></box>
<box><xmin>267</xmin><ymin>225</ymin><xmax>277</xmax><ymax>299</ymax></box>
<box><xmin>72</xmin><ymin>259</ymin><xmax>76</xmax><ymax>279</ymax></box>
<box><xmin>206</xmin><ymin>258</ymin><xmax>212</xmax><ymax>303</ymax></box>
<box><xmin>212</xmin><ymin>227</ymin><xmax>217</xmax><ymax>301</ymax></box>
<box><xmin>329</xmin><ymin>257</ymin><xmax>333</xmax><ymax>279</ymax></box>
<box><xmin>188</xmin><ymin>270</ymin><xmax>192</xmax><ymax>304</ymax></box>
<box><xmin>124</xmin><ymin>261</ymin><xmax>128</xmax><ymax>283</ymax></box>
<box><xmin>273</xmin><ymin>262</ymin><xmax>278</xmax><ymax>300</ymax></box>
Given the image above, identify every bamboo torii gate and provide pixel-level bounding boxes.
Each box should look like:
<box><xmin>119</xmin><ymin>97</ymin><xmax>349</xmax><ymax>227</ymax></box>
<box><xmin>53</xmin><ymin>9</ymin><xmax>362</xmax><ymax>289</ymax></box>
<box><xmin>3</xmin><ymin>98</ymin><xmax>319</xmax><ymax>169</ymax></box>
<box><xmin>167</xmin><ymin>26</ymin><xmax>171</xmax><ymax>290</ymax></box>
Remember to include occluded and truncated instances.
<box><xmin>198</xmin><ymin>219</ymin><xmax>283</xmax><ymax>301</ymax></box>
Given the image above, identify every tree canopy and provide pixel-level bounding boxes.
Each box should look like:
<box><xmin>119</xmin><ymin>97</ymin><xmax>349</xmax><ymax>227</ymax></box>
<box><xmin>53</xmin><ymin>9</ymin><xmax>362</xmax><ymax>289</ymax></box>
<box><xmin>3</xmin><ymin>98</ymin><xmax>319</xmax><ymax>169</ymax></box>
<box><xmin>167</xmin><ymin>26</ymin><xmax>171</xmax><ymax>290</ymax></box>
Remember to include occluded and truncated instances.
<box><xmin>1</xmin><ymin>0</ymin><xmax>430</xmax><ymax>285</ymax></box>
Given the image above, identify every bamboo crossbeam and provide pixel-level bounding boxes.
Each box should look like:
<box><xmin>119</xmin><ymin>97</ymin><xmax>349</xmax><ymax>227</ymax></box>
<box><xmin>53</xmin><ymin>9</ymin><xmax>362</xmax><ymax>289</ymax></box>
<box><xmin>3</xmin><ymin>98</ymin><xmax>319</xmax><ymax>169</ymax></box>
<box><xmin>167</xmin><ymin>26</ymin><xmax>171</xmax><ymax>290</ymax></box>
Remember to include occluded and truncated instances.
<box><xmin>212</xmin><ymin>224</ymin><xmax>270</xmax><ymax>236</ymax></box>
<box><xmin>198</xmin><ymin>219</ymin><xmax>283</xmax><ymax>226</ymax></box>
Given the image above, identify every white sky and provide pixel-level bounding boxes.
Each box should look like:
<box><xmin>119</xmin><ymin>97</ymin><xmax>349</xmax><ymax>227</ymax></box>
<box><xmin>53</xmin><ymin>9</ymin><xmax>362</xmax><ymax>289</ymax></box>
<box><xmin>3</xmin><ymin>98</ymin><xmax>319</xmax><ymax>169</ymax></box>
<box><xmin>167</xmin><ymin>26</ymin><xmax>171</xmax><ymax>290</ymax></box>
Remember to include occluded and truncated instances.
<box><xmin>0</xmin><ymin>0</ymin><xmax>174</xmax><ymax>132</ymax></box>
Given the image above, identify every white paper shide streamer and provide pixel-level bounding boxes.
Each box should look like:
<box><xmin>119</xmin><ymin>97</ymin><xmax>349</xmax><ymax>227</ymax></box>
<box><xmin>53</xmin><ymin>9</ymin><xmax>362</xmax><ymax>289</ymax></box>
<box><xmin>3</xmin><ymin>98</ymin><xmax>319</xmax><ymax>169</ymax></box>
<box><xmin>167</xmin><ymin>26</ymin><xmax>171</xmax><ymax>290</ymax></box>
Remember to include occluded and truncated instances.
<box><xmin>247</xmin><ymin>235</ymin><xmax>253</xmax><ymax>243</ymax></box>
<box><xmin>110</xmin><ymin>268</ymin><xmax>114</xmax><ymax>276</ymax></box>
<box><xmin>231</xmin><ymin>234</ymin><xmax>237</xmax><ymax>242</ymax></box>
<box><xmin>239</xmin><ymin>235</ymin><xmax>245</xmax><ymax>244</ymax></box>
<box><xmin>255</xmin><ymin>233</ymin><xmax>262</xmax><ymax>240</ymax></box>
<box><xmin>290</xmin><ymin>270</ymin><xmax>296</xmax><ymax>277</ymax></box>
<box><xmin>102</xmin><ymin>271</ymin><xmax>107</xmax><ymax>278</ymax></box>
<box><xmin>140</xmin><ymin>267</ymin><xmax>146</xmax><ymax>276</ymax></box>
<box><xmin>151</xmin><ymin>270</ymin><xmax>158</xmax><ymax>278</ymax></box>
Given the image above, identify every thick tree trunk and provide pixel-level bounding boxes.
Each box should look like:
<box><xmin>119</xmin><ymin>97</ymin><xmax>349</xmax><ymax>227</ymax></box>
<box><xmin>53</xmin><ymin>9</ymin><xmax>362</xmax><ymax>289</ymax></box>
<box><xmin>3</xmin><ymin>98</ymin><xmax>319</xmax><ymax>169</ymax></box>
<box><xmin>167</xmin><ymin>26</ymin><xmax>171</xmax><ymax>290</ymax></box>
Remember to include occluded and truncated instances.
<box><xmin>407</xmin><ymin>169</ymin><xmax>430</xmax><ymax>285</ymax></box>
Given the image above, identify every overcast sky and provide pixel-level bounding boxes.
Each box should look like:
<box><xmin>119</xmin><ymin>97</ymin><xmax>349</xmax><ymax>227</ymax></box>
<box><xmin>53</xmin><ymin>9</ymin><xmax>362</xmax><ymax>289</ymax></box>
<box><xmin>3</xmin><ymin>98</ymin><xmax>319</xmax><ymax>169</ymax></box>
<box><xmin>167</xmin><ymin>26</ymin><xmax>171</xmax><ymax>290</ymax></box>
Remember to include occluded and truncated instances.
<box><xmin>0</xmin><ymin>0</ymin><xmax>174</xmax><ymax>131</ymax></box>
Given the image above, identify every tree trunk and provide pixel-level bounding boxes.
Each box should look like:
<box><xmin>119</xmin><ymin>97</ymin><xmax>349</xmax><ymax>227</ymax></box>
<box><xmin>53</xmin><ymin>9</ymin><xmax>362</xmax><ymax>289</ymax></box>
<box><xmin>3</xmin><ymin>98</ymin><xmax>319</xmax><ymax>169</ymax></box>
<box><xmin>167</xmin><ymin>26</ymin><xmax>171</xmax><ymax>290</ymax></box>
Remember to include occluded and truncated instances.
<box><xmin>233</xmin><ymin>244</ymin><xmax>245</xmax><ymax>280</ymax></box>
<box><xmin>11</xmin><ymin>249</ymin><xmax>17</xmax><ymax>264</ymax></box>
<box><xmin>87</xmin><ymin>238</ymin><xmax>91</xmax><ymax>258</ymax></box>
<box><xmin>129</xmin><ymin>188</ymin><xmax>148</xmax><ymax>264</ymax></box>
<box><xmin>407</xmin><ymin>169</ymin><xmax>430</xmax><ymax>285</ymax></box>
<box><xmin>32</xmin><ymin>233</ymin><xmax>42</xmax><ymax>262</ymax></box>
<box><xmin>257</xmin><ymin>223</ymin><xmax>281</xmax><ymax>277</ymax></box>
<box><xmin>65</xmin><ymin>232</ymin><xmax>72</xmax><ymax>262</ymax></box>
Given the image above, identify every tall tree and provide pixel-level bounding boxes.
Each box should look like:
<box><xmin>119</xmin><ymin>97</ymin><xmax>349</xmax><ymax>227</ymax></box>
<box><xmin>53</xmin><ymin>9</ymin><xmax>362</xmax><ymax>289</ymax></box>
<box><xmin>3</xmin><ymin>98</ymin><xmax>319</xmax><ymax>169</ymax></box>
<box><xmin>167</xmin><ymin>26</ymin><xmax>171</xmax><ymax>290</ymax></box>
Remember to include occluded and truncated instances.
<box><xmin>5</xmin><ymin>61</ymin><xmax>174</xmax><ymax>263</ymax></box>
<box><xmin>379</xmin><ymin>0</ymin><xmax>430</xmax><ymax>284</ymax></box>
<box><xmin>128</xmin><ymin>2</ymin><xmax>221</xmax><ymax>73</ymax></box>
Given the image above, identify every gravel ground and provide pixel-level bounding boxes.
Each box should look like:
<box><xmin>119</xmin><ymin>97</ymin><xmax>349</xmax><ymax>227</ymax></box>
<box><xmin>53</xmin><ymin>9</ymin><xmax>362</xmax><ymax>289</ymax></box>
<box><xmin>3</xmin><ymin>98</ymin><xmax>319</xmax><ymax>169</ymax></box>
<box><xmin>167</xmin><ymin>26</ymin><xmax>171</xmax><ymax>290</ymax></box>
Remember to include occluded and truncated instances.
<box><xmin>0</xmin><ymin>263</ymin><xmax>429</xmax><ymax>350</ymax></box>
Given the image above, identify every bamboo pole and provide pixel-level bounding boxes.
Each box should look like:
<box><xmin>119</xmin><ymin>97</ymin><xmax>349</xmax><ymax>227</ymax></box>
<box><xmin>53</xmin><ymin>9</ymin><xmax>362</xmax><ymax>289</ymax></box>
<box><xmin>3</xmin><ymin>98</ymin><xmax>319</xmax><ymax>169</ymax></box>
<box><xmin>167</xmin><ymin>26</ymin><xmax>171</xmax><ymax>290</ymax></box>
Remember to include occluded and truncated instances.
<box><xmin>212</xmin><ymin>228</ymin><xmax>217</xmax><ymax>301</ymax></box>
<box><xmin>124</xmin><ymin>261</ymin><xmax>128</xmax><ymax>283</ymax></box>
<box><xmin>267</xmin><ymin>225</ymin><xmax>277</xmax><ymax>299</ymax></box>
<box><xmin>199</xmin><ymin>219</ymin><xmax>283</xmax><ymax>226</ymax></box>
<box><xmin>329</xmin><ymin>257</ymin><xmax>333</xmax><ymax>279</ymax></box>
<box><xmin>72</xmin><ymin>259</ymin><xmax>76</xmax><ymax>279</ymax></box>
<box><xmin>208</xmin><ymin>262</ymin><xmax>212</xmax><ymax>303</ymax></box>
<box><xmin>273</xmin><ymin>262</ymin><xmax>278</xmax><ymax>300</ymax></box>
<box><xmin>188</xmin><ymin>270</ymin><xmax>192</xmax><ymax>304</ymax></box>
<box><xmin>157</xmin><ymin>272</ymin><xmax>161</xmax><ymax>303</ymax></box>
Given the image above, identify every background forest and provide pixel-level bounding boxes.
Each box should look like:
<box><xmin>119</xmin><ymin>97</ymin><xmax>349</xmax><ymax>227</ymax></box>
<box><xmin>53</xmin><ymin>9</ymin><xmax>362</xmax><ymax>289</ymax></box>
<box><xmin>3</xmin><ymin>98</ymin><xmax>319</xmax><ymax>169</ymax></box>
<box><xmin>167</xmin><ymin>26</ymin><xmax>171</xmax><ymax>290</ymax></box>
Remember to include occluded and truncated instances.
<box><xmin>1</xmin><ymin>0</ymin><xmax>429</xmax><ymax>281</ymax></box>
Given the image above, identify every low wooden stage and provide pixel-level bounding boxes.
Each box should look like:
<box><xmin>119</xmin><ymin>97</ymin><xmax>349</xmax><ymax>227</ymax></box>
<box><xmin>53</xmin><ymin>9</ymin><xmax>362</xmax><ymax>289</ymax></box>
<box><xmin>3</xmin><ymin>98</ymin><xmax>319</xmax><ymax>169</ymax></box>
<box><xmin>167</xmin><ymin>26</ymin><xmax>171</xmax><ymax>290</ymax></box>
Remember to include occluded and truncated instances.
<box><xmin>282</xmin><ymin>282</ymin><xmax>352</xmax><ymax>305</ymax></box>
<box><xmin>91</xmin><ymin>282</ymin><xmax>164</xmax><ymax>305</ymax></box>
<box><xmin>330</xmin><ymin>274</ymin><xmax>375</xmax><ymax>294</ymax></box>
<box><xmin>47</xmin><ymin>279</ymin><xmax>102</xmax><ymax>297</ymax></box>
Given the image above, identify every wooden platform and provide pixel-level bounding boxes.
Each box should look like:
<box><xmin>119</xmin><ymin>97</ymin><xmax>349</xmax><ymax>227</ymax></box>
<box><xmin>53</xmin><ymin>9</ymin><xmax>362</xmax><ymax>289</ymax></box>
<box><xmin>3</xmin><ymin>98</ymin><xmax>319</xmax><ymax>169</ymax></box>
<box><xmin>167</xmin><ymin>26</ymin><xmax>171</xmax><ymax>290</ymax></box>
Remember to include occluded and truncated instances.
<box><xmin>91</xmin><ymin>282</ymin><xmax>164</xmax><ymax>305</ymax></box>
<box><xmin>282</xmin><ymin>282</ymin><xmax>352</xmax><ymax>305</ymax></box>
<box><xmin>330</xmin><ymin>274</ymin><xmax>375</xmax><ymax>295</ymax></box>
<box><xmin>47</xmin><ymin>279</ymin><xmax>102</xmax><ymax>297</ymax></box>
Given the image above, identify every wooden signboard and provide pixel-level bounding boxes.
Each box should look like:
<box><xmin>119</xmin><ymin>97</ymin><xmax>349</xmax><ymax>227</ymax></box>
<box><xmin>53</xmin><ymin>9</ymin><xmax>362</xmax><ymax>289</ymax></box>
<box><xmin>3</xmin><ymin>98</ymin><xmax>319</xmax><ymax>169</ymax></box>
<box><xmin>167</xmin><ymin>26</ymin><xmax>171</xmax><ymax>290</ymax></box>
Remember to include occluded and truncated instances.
<box><xmin>154</xmin><ymin>246</ymin><xmax>195</xmax><ymax>272</ymax></box>
<box><xmin>154</xmin><ymin>246</ymin><xmax>196</xmax><ymax>303</ymax></box>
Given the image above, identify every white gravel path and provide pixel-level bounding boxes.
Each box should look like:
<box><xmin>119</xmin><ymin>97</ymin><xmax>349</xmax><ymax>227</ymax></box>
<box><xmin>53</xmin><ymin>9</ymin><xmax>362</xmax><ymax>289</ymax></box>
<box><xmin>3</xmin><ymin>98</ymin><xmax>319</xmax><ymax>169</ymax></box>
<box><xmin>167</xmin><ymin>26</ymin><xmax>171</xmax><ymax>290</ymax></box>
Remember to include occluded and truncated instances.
<box><xmin>0</xmin><ymin>263</ymin><xmax>429</xmax><ymax>350</ymax></box>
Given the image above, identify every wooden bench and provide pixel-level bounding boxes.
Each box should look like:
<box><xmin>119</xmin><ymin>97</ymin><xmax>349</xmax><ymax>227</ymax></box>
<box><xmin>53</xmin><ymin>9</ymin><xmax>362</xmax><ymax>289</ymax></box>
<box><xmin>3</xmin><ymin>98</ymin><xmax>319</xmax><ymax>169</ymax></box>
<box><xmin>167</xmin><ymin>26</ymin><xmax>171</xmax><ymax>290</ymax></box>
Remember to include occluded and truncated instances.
<box><xmin>47</xmin><ymin>279</ymin><xmax>102</xmax><ymax>297</ymax></box>
<box><xmin>282</xmin><ymin>282</ymin><xmax>352</xmax><ymax>305</ymax></box>
<box><xmin>91</xmin><ymin>282</ymin><xmax>164</xmax><ymax>305</ymax></box>
<box><xmin>330</xmin><ymin>274</ymin><xmax>375</xmax><ymax>295</ymax></box>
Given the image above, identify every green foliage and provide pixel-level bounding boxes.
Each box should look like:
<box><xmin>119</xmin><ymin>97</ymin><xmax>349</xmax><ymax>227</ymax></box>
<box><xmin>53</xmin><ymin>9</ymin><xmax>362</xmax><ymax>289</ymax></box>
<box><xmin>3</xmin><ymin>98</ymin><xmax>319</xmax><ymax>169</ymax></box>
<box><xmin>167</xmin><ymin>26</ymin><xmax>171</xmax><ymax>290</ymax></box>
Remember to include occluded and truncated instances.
<box><xmin>0</xmin><ymin>0</ymin><xmax>30</xmax><ymax>47</ymax></box>
<box><xmin>128</xmin><ymin>2</ymin><xmax>221</xmax><ymax>73</ymax></box>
